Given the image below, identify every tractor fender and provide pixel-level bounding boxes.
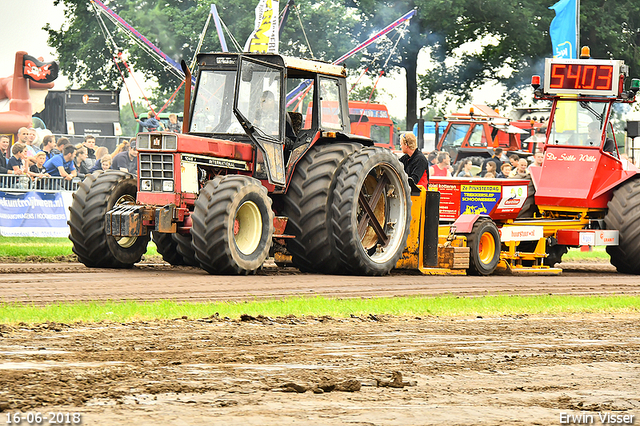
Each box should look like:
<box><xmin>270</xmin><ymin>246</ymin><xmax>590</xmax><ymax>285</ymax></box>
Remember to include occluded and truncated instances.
<box><xmin>451</xmin><ymin>213</ymin><xmax>491</xmax><ymax>234</ymax></box>
<box><xmin>592</xmin><ymin>169</ymin><xmax>639</xmax><ymax>199</ymax></box>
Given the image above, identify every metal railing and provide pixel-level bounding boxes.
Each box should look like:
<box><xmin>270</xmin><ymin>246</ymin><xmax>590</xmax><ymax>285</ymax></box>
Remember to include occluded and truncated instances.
<box><xmin>0</xmin><ymin>174</ymin><xmax>80</xmax><ymax>193</ymax></box>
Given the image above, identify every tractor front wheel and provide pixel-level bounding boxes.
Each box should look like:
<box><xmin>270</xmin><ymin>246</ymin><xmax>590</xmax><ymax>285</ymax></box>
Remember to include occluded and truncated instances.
<box><xmin>68</xmin><ymin>170</ymin><xmax>149</xmax><ymax>268</ymax></box>
<box><xmin>604</xmin><ymin>178</ymin><xmax>640</xmax><ymax>274</ymax></box>
<box><xmin>191</xmin><ymin>175</ymin><xmax>274</xmax><ymax>275</ymax></box>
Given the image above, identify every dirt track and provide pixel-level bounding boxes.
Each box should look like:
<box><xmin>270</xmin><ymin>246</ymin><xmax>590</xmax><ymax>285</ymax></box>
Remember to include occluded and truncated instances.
<box><xmin>1</xmin><ymin>260</ymin><xmax>639</xmax><ymax>425</ymax></box>
<box><xmin>0</xmin><ymin>260</ymin><xmax>635</xmax><ymax>305</ymax></box>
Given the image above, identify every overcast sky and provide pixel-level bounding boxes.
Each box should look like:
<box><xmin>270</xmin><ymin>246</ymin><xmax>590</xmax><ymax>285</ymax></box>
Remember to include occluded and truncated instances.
<box><xmin>0</xmin><ymin>0</ymin><xmax>69</xmax><ymax>87</ymax></box>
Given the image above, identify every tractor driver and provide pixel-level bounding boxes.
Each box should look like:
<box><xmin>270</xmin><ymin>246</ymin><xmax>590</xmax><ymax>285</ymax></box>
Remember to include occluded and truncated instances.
<box><xmin>587</xmin><ymin>121</ymin><xmax>617</xmax><ymax>157</ymax></box>
<box><xmin>255</xmin><ymin>91</ymin><xmax>279</xmax><ymax>136</ymax></box>
<box><xmin>399</xmin><ymin>132</ymin><xmax>429</xmax><ymax>188</ymax></box>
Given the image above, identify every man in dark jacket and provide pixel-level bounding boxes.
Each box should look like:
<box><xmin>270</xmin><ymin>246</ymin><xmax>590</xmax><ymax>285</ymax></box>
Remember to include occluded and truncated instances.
<box><xmin>398</xmin><ymin>132</ymin><xmax>429</xmax><ymax>187</ymax></box>
<box><xmin>111</xmin><ymin>140</ymin><xmax>138</xmax><ymax>174</ymax></box>
<box><xmin>480</xmin><ymin>147</ymin><xmax>503</xmax><ymax>177</ymax></box>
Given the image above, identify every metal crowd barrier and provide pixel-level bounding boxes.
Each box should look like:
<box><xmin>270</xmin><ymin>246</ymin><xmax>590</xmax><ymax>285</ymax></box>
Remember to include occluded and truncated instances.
<box><xmin>0</xmin><ymin>174</ymin><xmax>80</xmax><ymax>193</ymax></box>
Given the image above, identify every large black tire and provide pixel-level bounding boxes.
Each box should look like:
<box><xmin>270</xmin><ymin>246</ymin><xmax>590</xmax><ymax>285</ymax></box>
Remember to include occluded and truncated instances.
<box><xmin>517</xmin><ymin>181</ymin><xmax>538</xmax><ymax>218</ymax></box>
<box><xmin>332</xmin><ymin>147</ymin><xmax>411</xmax><ymax>275</ymax></box>
<box><xmin>281</xmin><ymin>143</ymin><xmax>361</xmax><ymax>273</ymax></box>
<box><xmin>604</xmin><ymin>178</ymin><xmax>640</xmax><ymax>274</ymax></box>
<box><xmin>191</xmin><ymin>175</ymin><xmax>274</xmax><ymax>275</ymax></box>
<box><xmin>153</xmin><ymin>232</ymin><xmax>185</xmax><ymax>265</ymax></box>
<box><xmin>174</xmin><ymin>233</ymin><xmax>198</xmax><ymax>266</ymax></box>
<box><xmin>463</xmin><ymin>217</ymin><xmax>500</xmax><ymax>275</ymax></box>
<box><xmin>152</xmin><ymin>232</ymin><xmax>199</xmax><ymax>266</ymax></box>
<box><xmin>68</xmin><ymin>170</ymin><xmax>150</xmax><ymax>268</ymax></box>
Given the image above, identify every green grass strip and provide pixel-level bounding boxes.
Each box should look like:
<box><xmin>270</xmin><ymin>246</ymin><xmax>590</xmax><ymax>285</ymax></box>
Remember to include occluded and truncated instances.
<box><xmin>1</xmin><ymin>295</ymin><xmax>638</xmax><ymax>325</ymax></box>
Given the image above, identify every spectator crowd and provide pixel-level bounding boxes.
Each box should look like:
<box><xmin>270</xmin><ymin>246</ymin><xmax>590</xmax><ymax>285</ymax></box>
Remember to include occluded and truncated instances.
<box><xmin>1</xmin><ymin>128</ymin><xmax>140</xmax><ymax>189</ymax></box>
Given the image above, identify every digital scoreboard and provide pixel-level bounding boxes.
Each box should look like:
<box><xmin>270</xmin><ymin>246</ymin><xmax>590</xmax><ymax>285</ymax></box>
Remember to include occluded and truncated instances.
<box><xmin>543</xmin><ymin>58</ymin><xmax>624</xmax><ymax>97</ymax></box>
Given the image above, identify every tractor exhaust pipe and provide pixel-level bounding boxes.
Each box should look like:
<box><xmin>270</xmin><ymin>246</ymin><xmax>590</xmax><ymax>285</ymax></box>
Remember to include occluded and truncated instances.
<box><xmin>181</xmin><ymin>60</ymin><xmax>191</xmax><ymax>133</ymax></box>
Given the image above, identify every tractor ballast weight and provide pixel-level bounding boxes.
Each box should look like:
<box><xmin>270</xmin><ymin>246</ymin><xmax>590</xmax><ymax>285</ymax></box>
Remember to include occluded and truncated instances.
<box><xmin>69</xmin><ymin>53</ymin><xmax>412</xmax><ymax>276</ymax></box>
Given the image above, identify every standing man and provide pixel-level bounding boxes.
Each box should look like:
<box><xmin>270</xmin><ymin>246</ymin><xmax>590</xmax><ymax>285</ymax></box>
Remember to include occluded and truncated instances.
<box><xmin>0</xmin><ymin>135</ymin><xmax>11</xmax><ymax>174</ymax></box>
<box><xmin>82</xmin><ymin>135</ymin><xmax>97</xmax><ymax>170</ymax></box>
<box><xmin>111</xmin><ymin>140</ymin><xmax>138</xmax><ymax>174</ymax></box>
<box><xmin>398</xmin><ymin>133</ymin><xmax>429</xmax><ymax>187</ymax></box>
<box><xmin>528</xmin><ymin>151</ymin><xmax>544</xmax><ymax>171</ymax></box>
<box><xmin>43</xmin><ymin>145</ymin><xmax>77</xmax><ymax>181</ymax></box>
<box><xmin>39</xmin><ymin>134</ymin><xmax>57</xmax><ymax>162</ymax></box>
<box><xmin>480</xmin><ymin>147</ymin><xmax>503</xmax><ymax>177</ymax></box>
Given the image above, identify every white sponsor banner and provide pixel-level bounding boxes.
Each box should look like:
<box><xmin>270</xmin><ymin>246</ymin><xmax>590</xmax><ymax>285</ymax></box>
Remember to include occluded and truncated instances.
<box><xmin>579</xmin><ymin>230</ymin><xmax>618</xmax><ymax>246</ymax></box>
<box><xmin>500</xmin><ymin>226</ymin><xmax>544</xmax><ymax>242</ymax></box>
<box><xmin>0</xmin><ymin>191</ymin><xmax>73</xmax><ymax>237</ymax></box>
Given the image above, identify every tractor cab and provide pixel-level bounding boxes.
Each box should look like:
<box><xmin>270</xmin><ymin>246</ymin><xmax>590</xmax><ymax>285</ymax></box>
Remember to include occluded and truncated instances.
<box><xmin>188</xmin><ymin>53</ymin><xmax>353</xmax><ymax>188</ymax></box>
<box><xmin>530</xmin><ymin>48</ymin><xmax>640</xmax><ymax>212</ymax></box>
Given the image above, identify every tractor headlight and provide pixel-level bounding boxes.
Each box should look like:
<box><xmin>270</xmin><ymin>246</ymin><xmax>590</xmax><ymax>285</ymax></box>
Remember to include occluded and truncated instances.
<box><xmin>164</xmin><ymin>134</ymin><xmax>177</xmax><ymax>150</ymax></box>
<box><xmin>141</xmin><ymin>179</ymin><xmax>152</xmax><ymax>191</ymax></box>
<box><xmin>137</xmin><ymin>134</ymin><xmax>150</xmax><ymax>149</ymax></box>
<box><xmin>163</xmin><ymin>180</ymin><xmax>174</xmax><ymax>192</ymax></box>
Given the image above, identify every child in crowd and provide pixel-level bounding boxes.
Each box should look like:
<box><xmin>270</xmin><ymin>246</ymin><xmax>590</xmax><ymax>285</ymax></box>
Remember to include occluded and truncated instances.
<box><xmin>100</xmin><ymin>154</ymin><xmax>112</xmax><ymax>171</ymax></box>
<box><xmin>28</xmin><ymin>152</ymin><xmax>50</xmax><ymax>179</ymax></box>
<box><xmin>8</xmin><ymin>143</ymin><xmax>27</xmax><ymax>175</ymax></box>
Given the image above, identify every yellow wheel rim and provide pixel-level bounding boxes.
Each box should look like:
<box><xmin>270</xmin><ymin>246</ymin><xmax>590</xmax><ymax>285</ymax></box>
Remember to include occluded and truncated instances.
<box><xmin>478</xmin><ymin>231</ymin><xmax>496</xmax><ymax>265</ymax></box>
<box><xmin>234</xmin><ymin>201</ymin><xmax>262</xmax><ymax>255</ymax></box>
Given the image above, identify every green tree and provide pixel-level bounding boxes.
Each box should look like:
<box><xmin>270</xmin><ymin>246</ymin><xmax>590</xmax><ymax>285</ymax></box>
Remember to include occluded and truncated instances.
<box><xmin>47</xmin><ymin>0</ymin><xmax>360</xmax><ymax>113</ymax></box>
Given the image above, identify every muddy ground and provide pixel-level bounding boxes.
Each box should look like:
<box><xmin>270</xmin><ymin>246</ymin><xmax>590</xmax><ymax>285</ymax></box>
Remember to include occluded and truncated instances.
<box><xmin>1</xmin><ymin>260</ymin><xmax>639</xmax><ymax>425</ymax></box>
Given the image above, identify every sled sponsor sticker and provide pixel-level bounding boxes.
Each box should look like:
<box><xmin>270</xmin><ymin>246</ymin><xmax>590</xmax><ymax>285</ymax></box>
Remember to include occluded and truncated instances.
<box><xmin>496</xmin><ymin>185</ymin><xmax>528</xmax><ymax>212</ymax></box>
<box><xmin>500</xmin><ymin>225</ymin><xmax>544</xmax><ymax>242</ymax></box>
<box><xmin>460</xmin><ymin>185</ymin><xmax>501</xmax><ymax>216</ymax></box>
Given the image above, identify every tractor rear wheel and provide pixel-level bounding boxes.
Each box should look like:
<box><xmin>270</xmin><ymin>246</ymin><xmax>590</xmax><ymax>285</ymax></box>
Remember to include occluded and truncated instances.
<box><xmin>281</xmin><ymin>143</ymin><xmax>360</xmax><ymax>274</ymax></box>
<box><xmin>191</xmin><ymin>175</ymin><xmax>274</xmax><ymax>275</ymax></box>
<box><xmin>464</xmin><ymin>217</ymin><xmax>500</xmax><ymax>275</ymax></box>
<box><xmin>604</xmin><ymin>178</ymin><xmax>640</xmax><ymax>274</ymax></box>
<box><xmin>332</xmin><ymin>147</ymin><xmax>411</xmax><ymax>275</ymax></box>
<box><xmin>153</xmin><ymin>232</ymin><xmax>185</xmax><ymax>265</ymax></box>
<box><xmin>68</xmin><ymin>170</ymin><xmax>149</xmax><ymax>268</ymax></box>
<box><xmin>152</xmin><ymin>232</ymin><xmax>198</xmax><ymax>266</ymax></box>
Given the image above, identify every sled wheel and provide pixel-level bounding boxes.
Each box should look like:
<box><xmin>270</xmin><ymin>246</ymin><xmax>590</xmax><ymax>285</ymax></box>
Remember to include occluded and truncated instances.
<box><xmin>464</xmin><ymin>217</ymin><xmax>500</xmax><ymax>275</ymax></box>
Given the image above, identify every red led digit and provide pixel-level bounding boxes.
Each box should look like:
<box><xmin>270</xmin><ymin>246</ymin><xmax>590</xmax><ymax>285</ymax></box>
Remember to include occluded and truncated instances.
<box><xmin>550</xmin><ymin>64</ymin><xmax>565</xmax><ymax>88</ymax></box>
<box><xmin>566</xmin><ymin>64</ymin><xmax>580</xmax><ymax>89</ymax></box>
<box><xmin>594</xmin><ymin>65</ymin><xmax>613</xmax><ymax>90</ymax></box>
<box><xmin>580</xmin><ymin>65</ymin><xmax>597</xmax><ymax>89</ymax></box>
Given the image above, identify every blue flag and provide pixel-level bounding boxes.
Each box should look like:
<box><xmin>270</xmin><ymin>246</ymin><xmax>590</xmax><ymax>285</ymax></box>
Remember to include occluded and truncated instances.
<box><xmin>549</xmin><ymin>0</ymin><xmax>577</xmax><ymax>59</ymax></box>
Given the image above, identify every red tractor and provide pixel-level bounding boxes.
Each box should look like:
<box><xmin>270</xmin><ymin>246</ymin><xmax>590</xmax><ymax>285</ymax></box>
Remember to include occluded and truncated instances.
<box><xmin>436</xmin><ymin>104</ymin><xmax>531</xmax><ymax>169</ymax></box>
<box><xmin>68</xmin><ymin>54</ymin><xmax>411</xmax><ymax>275</ymax></box>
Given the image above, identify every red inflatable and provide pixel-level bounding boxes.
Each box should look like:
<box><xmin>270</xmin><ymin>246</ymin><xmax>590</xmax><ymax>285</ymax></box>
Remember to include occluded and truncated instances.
<box><xmin>0</xmin><ymin>51</ymin><xmax>58</xmax><ymax>135</ymax></box>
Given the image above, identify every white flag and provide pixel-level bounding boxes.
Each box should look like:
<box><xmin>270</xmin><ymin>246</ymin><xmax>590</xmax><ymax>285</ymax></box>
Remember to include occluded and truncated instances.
<box><xmin>244</xmin><ymin>0</ymin><xmax>279</xmax><ymax>53</ymax></box>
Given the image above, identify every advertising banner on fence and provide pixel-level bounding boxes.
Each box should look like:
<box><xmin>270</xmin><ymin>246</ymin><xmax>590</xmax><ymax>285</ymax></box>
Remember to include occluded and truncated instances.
<box><xmin>0</xmin><ymin>191</ymin><xmax>73</xmax><ymax>237</ymax></box>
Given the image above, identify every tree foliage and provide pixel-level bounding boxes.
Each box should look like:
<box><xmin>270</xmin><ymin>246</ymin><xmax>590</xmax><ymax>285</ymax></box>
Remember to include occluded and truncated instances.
<box><xmin>47</xmin><ymin>0</ymin><xmax>360</xmax><ymax>112</ymax></box>
<box><xmin>47</xmin><ymin>0</ymin><xmax>640</xmax><ymax>128</ymax></box>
